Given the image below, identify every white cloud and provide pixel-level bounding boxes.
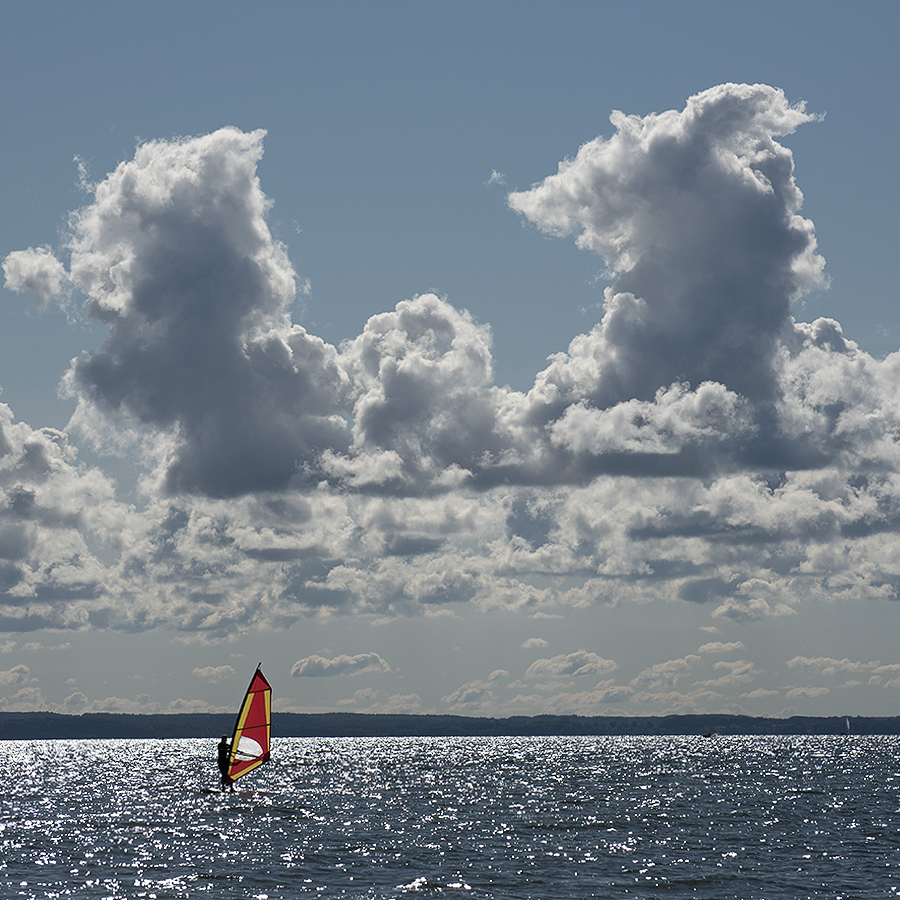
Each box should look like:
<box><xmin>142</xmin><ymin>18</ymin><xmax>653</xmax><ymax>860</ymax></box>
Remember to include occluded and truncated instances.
<box><xmin>2</xmin><ymin>247</ymin><xmax>68</xmax><ymax>310</ymax></box>
<box><xmin>361</xmin><ymin>693</ymin><xmax>424</xmax><ymax>713</ymax></box>
<box><xmin>536</xmin><ymin>681</ymin><xmax>635</xmax><ymax>714</ymax></box>
<box><xmin>336</xmin><ymin>292</ymin><xmax>507</xmax><ymax>493</ymax></box>
<box><xmin>290</xmin><ymin>652</ymin><xmax>391</xmax><ymax>677</ymax></box>
<box><xmin>627</xmin><ymin>686</ymin><xmax>726</xmax><ymax>714</ymax></box>
<box><xmin>786</xmin><ymin>656</ymin><xmax>878</xmax><ymax>676</ymax></box>
<box><xmin>521</xmin><ymin>637</ymin><xmax>549</xmax><ymax>650</ymax></box>
<box><xmin>0</xmin><ymin>404</ymin><xmax>130</xmax><ymax>632</ymax></box>
<box><xmin>81</xmin><ymin>695</ymin><xmax>159</xmax><ymax>713</ymax></box>
<box><xmin>712</xmin><ymin>597</ymin><xmax>796</xmax><ymax>624</ymax></box>
<box><xmin>785</xmin><ymin>686</ymin><xmax>830</xmax><ymax>699</ymax></box>
<box><xmin>442</xmin><ymin>669</ymin><xmax>509</xmax><ymax>711</ymax></box>
<box><xmin>510</xmin><ymin>83</ymin><xmax>824</xmax><ymax>407</ymax></box>
<box><xmin>47</xmin><ymin>128</ymin><xmax>348</xmax><ymax>498</ymax></box>
<box><xmin>0</xmin><ymin>664</ymin><xmax>29</xmax><ymax>685</ymax></box>
<box><xmin>192</xmin><ymin>665</ymin><xmax>236</xmax><ymax>683</ymax></box>
<box><xmin>337</xmin><ymin>687</ymin><xmax>379</xmax><ymax>707</ymax></box>
<box><xmin>698</xmin><ymin>641</ymin><xmax>745</xmax><ymax>654</ymax></box>
<box><xmin>740</xmin><ymin>688</ymin><xmax>781</xmax><ymax>700</ymax></box>
<box><xmin>872</xmin><ymin>664</ymin><xmax>900</xmax><ymax>676</ymax></box>
<box><xmin>525</xmin><ymin>650</ymin><xmax>617</xmax><ymax>680</ymax></box>
<box><xmin>631</xmin><ymin>656</ymin><xmax>701</xmax><ymax>690</ymax></box>
<box><xmin>697</xmin><ymin>659</ymin><xmax>760</xmax><ymax>687</ymax></box>
<box><xmin>64</xmin><ymin>691</ymin><xmax>89</xmax><ymax>711</ymax></box>
<box><xmin>867</xmin><ymin>664</ymin><xmax>900</xmax><ymax>687</ymax></box>
<box><xmin>0</xmin><ymin>685</ymin><xmax>47</xmax><ymax>711</ymax></box>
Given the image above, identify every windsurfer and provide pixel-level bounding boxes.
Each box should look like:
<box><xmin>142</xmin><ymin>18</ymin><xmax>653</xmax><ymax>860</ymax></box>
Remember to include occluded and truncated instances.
<box><xmin>218</xmin><ymin>734</ymin><xmax>234</xmax><ymax>792</ymax></box>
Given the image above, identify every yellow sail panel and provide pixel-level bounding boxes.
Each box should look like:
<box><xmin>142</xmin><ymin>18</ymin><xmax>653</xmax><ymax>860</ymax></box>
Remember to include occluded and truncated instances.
<box><xmin>227</xmin><ymin>666</ymin><xmax>272</xmax><ymax>783</ymax></box>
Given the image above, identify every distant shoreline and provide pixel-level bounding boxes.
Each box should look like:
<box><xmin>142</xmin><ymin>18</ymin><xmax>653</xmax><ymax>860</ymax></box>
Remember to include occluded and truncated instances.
<box><xmin>1</xmin><ymin>711</ymin><xmax>896</xmax><ymax>739</ymax></box>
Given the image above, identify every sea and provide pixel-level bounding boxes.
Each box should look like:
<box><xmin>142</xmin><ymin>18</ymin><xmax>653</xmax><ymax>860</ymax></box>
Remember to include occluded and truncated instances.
<box><xmin>1</xmin><ymin>735</ymin><xmax>898</xmax><ymax>899</ymax></box>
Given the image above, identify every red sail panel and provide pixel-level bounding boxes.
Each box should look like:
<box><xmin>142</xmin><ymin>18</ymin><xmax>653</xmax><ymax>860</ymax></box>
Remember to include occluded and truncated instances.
<box><xmin>227</xmin><ymin>667</ymin><xmax>272</xmax><ymax>783</ymax></box>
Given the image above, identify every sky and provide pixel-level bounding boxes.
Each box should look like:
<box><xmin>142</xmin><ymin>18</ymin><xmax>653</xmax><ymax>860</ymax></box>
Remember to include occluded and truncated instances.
<box><xmin>1</xmin><ymin>1</ymin><xmax>899</xmax><ymax>720</ymax></box>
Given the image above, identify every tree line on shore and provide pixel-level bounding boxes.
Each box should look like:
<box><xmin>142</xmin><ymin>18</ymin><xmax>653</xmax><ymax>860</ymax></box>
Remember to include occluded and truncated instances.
<box><xmin>1</xmin><ymin>711</ymin><xmax>894</xmax><ymax>740</ymax></box>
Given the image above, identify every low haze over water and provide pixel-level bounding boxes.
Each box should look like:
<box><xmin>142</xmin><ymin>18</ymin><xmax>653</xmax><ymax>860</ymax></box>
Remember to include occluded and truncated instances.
<box><xmin>2</xmin><ymin>736</ymin><xmax>898</xmax><ymax>899</ymax></box>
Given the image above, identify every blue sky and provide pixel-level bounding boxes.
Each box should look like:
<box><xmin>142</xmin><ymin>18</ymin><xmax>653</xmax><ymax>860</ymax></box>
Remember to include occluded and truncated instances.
<box><xmin>1</xmin><ymin>1</ymin><xmax>899</xmax><ymax>719</ymax></box>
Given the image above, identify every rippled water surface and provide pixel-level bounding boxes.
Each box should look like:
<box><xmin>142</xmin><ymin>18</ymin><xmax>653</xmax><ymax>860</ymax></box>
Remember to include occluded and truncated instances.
<box><xmin>1</xmin><ymin>736</ymin><xmax>899</xmax><ymax>898</ymax></box>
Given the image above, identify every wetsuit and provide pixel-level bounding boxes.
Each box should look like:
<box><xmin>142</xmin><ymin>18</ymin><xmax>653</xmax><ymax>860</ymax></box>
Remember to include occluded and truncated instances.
<box><xmin>218</xmin><ymin>738</ymin><xmax>232</xmax><ymax>791</ymax></box>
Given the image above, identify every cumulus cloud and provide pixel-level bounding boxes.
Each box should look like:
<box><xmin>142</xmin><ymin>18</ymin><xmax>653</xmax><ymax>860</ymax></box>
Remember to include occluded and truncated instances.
<box><xmin>0</xmin><ymin>684</ymin><xmax>47</xmax><ymax>711</ymax></box>
<box><xmin>496</xmin><ymin>85</ymin><xmax>900</xmax><ymax>510</ymax></box>
<box><xmin>535</xmin><ymin>681</ymin><xmax>635</xmax><ymax>714</ymax></box>
<box><xmin>712</xmin><ymin>597</ymin><xmax>796</xmax><ymax>623</ymax></box>
<box><xmin>337</xmin><ymin>687</ymin><xmax>380</xmax><ymax>707</ymax></box>
<box><xmin>0</xmin><ymin>664</ymin><xmax>29</xmax><ymax>685</ymax></box>
<box><xmin>786</xmin><ymin>656</ymin><xmax>900</xmax><ymax>690</ymax></box>
<box><xmin>64</xmin><ymin>691</ymin><xmax>89</xmax><ymax>711</ymax></box>
<box><xmin>787</xmin><ymin>656</ymin><xmax>875</xmax><ymax>675</ymax></box>
<box><xmin>21</xmin><ymin>128</ymin><xmax>349</xmax><ymax>498</ymax></box>
<box><xmin>510</xmin><ymin>83</ymin><xmax>824</xmax><ymax>407</ymax></box>
<box><xmin>631</xmin><ymin>655</ymin><xmax>701</xmax><ymax>690</ymax></box>
<box><xmin>521</xmin><ymin>637</ymin><xmax>549</xmax><ymax>649</ymax></box>
<box><xmin>0</xmin><ymin>402</ymin><xmax>131</xmax><ymax>632</ymax></box>
<box><xmin>698</xmin><ymin>641</ymin><xmax>745</xmax><ymax>654</ymax></box>
<box><xmin>360</xmin><ymin>692</ymin><xmax>424</xmax><ymax>713</ymax></box>
<box><xmin>442</xmin><ymin>669</ymin><xmax>509</xmax><ymax>710</ymax></box>
<box><xmin>525</xmin><ymin>650</ymin><xmax>617</xmax><ymax>679</ymax></box>
<box><xmin>740</xmin><ymin>688</ymin><xmax>780</xmax><ymax>700</ymax></box>
<box><xmin>333</xmin><ymin>293</ymin><xmax>509</xmax><ymax>492</ymax></box>
<box><xmin>2</xmin><ymin>247</ymin><xmax>68</xmax><ymax>310</ymax></box>
<box><xmin>785</xmin><ymin>686</ymin><xmax>830</xmax><ymax>699</ymax></box>
<box><xmin>697</xmin><ymin>659</ymin><xmax>760</xmax><ymax>687</ymax></box>
<box><xmin>192</xmin><ymin>664</ymin><xmax>236</xmax><ymax>682</ymax></box>
<box><xmin>290</xmin><ymin>652</ymin><xmax>391</xmax><ymax>677</ymax></box>
<box><xmin>60</xmin><ymin>690</ymin><xmax>180</xmax><ymax>715</ymax></box>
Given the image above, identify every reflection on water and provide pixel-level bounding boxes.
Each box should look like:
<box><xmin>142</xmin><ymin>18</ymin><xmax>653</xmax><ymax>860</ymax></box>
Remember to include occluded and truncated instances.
<box><xmin>1</xmin><ymin>736</ymin><xmax>898</xmax><ymax>898</ymax></box>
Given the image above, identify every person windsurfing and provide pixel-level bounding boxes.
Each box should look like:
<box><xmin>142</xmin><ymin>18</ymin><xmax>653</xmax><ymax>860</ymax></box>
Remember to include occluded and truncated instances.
<box><xmin>217</xmin><ymin>734</ymin><xmax>234</xmax><ymax>792</ymax></box>
<box><xmin>215</xmin><ymin>666</ymin><xmax>272</xmax><ymax>793</ymax></box>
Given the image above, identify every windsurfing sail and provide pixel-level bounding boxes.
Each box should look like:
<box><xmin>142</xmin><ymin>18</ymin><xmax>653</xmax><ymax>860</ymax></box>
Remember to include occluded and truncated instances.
<box><xmin>226</xmin><ymin>665</ymin><xmax>272</xmax><ymax>784</ymax></box>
